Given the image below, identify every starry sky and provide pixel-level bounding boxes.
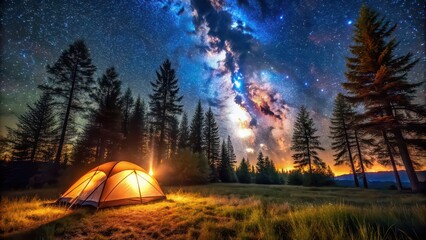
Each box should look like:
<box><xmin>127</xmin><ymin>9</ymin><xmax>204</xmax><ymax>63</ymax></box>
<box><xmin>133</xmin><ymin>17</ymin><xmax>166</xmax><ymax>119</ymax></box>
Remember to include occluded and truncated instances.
<box><xmin>1</xmin><ymin>0</ymin><xmax>424</xmax><ymax>174</ymax></box>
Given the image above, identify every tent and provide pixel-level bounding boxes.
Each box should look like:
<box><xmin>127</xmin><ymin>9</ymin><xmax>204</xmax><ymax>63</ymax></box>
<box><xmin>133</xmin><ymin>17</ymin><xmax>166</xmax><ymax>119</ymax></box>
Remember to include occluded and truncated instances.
<box><xmin>57</xmin><ymin>161</ymin><xmax>165</xmax><ymax>208</ymax></box>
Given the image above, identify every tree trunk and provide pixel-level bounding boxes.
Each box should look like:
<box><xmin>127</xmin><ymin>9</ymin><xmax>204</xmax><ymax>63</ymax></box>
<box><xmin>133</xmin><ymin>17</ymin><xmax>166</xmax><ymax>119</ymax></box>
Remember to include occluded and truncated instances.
<box><xmin>157</xmin><ymin>90</ymin><xmax>168</xmax><ymax>167</ymax></box>
<box><xmin>303</xmin><ymin>127</ymin><xmax>312</xmax><ymax>176</ymax></box>
<box><xmin>383</xmin><ymin>103</ymin><xmax>420</xmax><ymax>192</ymax></box>
<box><xmin>354</xmin><ymin>130</ymin><xmax>368</xmax><ymax>188</ymax></box>
<box><xmin>98</xmin><ymin>138</ymin><xmax>106</xmax><ymax>163</ymax></box>
<box><xmin>95</xmin><ymin>137</ymin><xmax>100</xmax><ymax>161</ymax></box>
<box><xmin>382</xmin><ymin>131</ymin><xmax>403</xmax><ymax>191</ymax></box>
<box><xmin>393</xmin><ymin>129</ymin><xmax>420</xmax><ymax>192</ymax></box>
<box><xmin>343</xmin><ymin>119</ymin><xmax>359</xmax><ymax>187</ymax></box>
<box><xmin>54</xmin><ymin>64</ymin><xmax>78</xmax><ymax>164</ymax></box>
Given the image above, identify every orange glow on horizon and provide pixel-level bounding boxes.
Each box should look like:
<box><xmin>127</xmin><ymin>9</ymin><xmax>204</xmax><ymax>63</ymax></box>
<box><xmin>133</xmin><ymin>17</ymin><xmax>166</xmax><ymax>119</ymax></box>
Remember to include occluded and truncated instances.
<box><xmin>274</xmin><ymin>163</ymin><xmax>426</xmax><ymax>177</ymax></box>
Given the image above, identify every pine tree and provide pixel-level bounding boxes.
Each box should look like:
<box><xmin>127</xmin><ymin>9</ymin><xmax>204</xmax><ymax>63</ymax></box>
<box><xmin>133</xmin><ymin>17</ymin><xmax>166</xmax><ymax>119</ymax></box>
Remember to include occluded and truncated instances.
<box><xmin>250</xmin><ymin>165</ymin><xmax>256</xmax><ymax>183</ymax></box>
<box><xmin>329</xmin><ymin>93</ymin><xmax>359</xmax><ymax>187</ymax></box>
<box><xmin>93</xmin><ymin>67</ymin><xmax>123</xmax><ymax>162</ymax></box>
<box><xmin>203</xmin><ymin>107</ymin><xmax>220</xmax><ymax>182</ymax></box>
<box><xmin>227</xmin><ymin>136</ymin><xmax>236</xmax><ymax>169</ymax></box>
<box><xmin>226</xmin><ymin>135</ymin><xmax>237</xmax><ymax>182</ymax></box>
<box><xmin>178</xmin><ymin>112</ymin><xmax>190</xmax><ymax>149</ymax></box>
<box><xmin>126</xmin><ymin>96</ymin><xmax>146</xmax><ymax>164</ymax></box>
<box><xmin>121</xmin><ymin>87</ymin><xmax>134</xmax><ymax>138</ymax></box>
<box><xmin>189</xmin><ymin>101</ymin><xmax>204</xmax><ymax>154</ymax></box>
<box><xmin>218</xmin><ymin>139</ymin><xmax>233</xmax><ymax>182</ymax></box>
<box><xmin>9</xmin><ymin>92</ymin><xmax>58</xmax><ymax>161</ymax></box>
<box><xmin>236</xmin><ymin>158</ymin><xmax>251</xmax><ymax>183</ymax></box>
<box><xmin>72</xmin><ymin>120</ymin><xmax>98</xmax><ymax>165</ymax></box>
<box><xmin>291</xmin><ymin>106</ymin><xmax>326</xmax><ymax>175</ymax></box>
<box><xmin>149</xmin><ymin>59</ymin><xmax>183</xmax><ymax>166</ymax></box>
<box><xmin>344</xmin><ymin>5</ymin><xmax>424</xmax><ymax>191</ymax></box>
<box><xmin>266</xmin><ymin>158</ymin><xmax>280</xmax><ymax>184</ymax></box>
<box><xmin>39</xmin><ymin>40</ymin><xmax>96</xmax><ymax>164</ymax></box>
<box><xmin>255</xmin><ymin>151</ymin><xmax>267</xmax><ymax>184</ymax></box>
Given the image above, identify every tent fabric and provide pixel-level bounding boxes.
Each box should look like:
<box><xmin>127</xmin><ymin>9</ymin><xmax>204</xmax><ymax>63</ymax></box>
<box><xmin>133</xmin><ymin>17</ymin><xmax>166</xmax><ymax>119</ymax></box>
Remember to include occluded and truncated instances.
<box><xmin>57</xmin><ymin>161</ymin><xmax>165</xmax><ymax>208</ymax></box>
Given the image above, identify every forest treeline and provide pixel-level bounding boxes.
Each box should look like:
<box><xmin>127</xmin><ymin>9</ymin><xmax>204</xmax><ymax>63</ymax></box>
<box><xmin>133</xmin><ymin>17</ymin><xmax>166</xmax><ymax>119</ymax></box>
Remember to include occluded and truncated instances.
<box><xmin>0</xmin><ymin>6</ymin><xmax>424</xmax><ymax>190</ymax></box>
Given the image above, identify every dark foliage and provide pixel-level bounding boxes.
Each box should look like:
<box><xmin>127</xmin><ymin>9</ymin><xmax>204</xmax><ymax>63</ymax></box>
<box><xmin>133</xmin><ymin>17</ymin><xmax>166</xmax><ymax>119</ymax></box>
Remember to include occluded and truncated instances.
<box><xmin>291</xmin><ymin>106</ymin><xmax>325</xmax><ymax>175</ymax></box>
<box><xmin>8</xmin><ymin>92</ymin><xmax>58</xmax><ymax>162</ymax></box>
<box><xmin>149</xmin><ymin>59</ymin><xmax>183</xmax><ymax>166</ymax></box>
<box><xmin>330</xmin><ymin>93</ymin><xmax>359</xmax><ymax>187</ymax></box>
<box><xmin>125</xmin><ymin>96</ymin><xmax>147</xmax><ymax>164</ymax></box>
<box><xmin>157</xmin><ymin>149</ymin><xmax>210</xmax><ymax>185</ymax></box>
<box><xmin>189</xmin><ymin>100</ymin><xmax>204</xmax><ymax>154</ymax></box>
<box><xmin>39</xmin><ymin>40</ymin><xmax>96</xmax><ymax>164</ymax></box>
<box><xmin>121</xmin><ymin>87</ymin><xmax>134</xmax><ymax>138</ymax></box>
<box><xmin>203</xmin><ymin>107</ymin><xmax>220</xmax><ymax>182</ymax></box>
<box><xmin>255</xmin><ymin>152</ymin><xmax>281</xmax><ymax>184</ymax></box>
<box><xmin>178</xmin><ymin>112</ymin><xmax>190</xmax><ymax>149</ymax></box>
<box><xmin>236</xmin><ymin>158</ymin><xmax>251</xmax><ymax>183</ymax></box>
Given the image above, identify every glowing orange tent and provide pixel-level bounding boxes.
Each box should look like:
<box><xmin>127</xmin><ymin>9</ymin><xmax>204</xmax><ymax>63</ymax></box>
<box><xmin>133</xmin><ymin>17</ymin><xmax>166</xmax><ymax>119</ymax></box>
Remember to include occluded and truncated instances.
<box><xmin>57</xmin><ymin>161</ymin><xmax>165</xmax><ymax>208</ymax></box>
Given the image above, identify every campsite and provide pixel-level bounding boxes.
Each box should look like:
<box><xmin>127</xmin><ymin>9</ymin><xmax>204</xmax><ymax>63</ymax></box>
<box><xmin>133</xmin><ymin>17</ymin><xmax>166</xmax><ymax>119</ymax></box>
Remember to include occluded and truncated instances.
<box><xmin>2</xmin><ymin>184</ymin><xmax>426</xmax><ymax>239</ymax></box>
<box><xmin>1</xmin><ymin>0</ymin><xmax>425</xmax><ymax>239</ymax></box>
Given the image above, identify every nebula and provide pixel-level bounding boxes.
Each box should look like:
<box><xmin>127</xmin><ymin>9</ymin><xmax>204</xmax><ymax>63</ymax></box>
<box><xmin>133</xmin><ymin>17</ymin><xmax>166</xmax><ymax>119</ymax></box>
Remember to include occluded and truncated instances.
<box><xmin>181</xmin><ymin>0</ymin><xmax>296</xmax><ymax>165</ymax></box>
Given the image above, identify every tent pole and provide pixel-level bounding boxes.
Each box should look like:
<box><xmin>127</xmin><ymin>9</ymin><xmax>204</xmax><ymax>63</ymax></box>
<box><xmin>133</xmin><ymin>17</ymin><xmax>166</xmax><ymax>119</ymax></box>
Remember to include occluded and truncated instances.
<box><xmin>135</xmin><ymin>170</ymin><xmax>143</xmax><ymax>204</ymax></box>
<box><xmin>97</xmin><ymin>161</ymin><xmax>121</xmax><ymax>209</ymax></box>
<box><xmin>68</xmin><ymin>168</ymin><xmax>99</xmax><ymax>210</ymax></box>
<box><xmin>136</xmin><ymin>173</ymin><xmax>164</xmax><ymax>195</ymax></box>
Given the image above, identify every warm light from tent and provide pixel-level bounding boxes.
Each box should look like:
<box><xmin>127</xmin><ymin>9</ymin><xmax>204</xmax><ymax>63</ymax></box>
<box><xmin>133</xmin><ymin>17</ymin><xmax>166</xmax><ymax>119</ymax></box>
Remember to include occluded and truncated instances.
<box><xmin>149</xmin><ymin>168</ymin><xmax>154</xmax><ymax>176</ymax></box>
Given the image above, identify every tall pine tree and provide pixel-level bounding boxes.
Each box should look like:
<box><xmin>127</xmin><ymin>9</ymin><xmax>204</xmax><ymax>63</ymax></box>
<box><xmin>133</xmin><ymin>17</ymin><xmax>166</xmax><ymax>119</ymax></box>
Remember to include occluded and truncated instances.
<box><xmin>291</xmin><ymin>106</ymin><xmax>325</xmax><ymax>175</ymax></box>
<box><xmin>218</xmin><ymin>139</ymin><xmax>233</xmax><ymax>182</ymax></box>
<box><xmin>227</xmin><ymin>135</ymin><xmax>237</xmax><ymax>182</ymax></box>
<box><xmin>203</xmin><ymin>107</ymin><xmax>220</xmax><ymax>182</ymax></box>
<box><xmin>39</xmin><ymin>40</ymin><xmax>96</xmax><ymax>164</ymax></box>
<box><xmin>121</xmin><ymin>87</ymin><xmax>134</xmax><ymax>138</ymax></box>
<box><xmin>93</xmin><ymin>67</ymin><xmax>123</xmax><ymax>162</ymax></box>
<box><xmin>329</xmin><ymin>93</ymin><xmax>359</xmax><ymax>187</ymax></box>
<box><xmin>344</xmin><ymin>5</ymin><xmax>424</xmax><ymax>191</ymax></box>
<box><xmin>189</xmin><ymin>100</ymin><xmax>204</xmax><ymax>154</ymax></box>
<box><xmin>149</xmin><ymin>59</ymin><xmax>183</xmax><ymax>166</ymax></box>
<box><xmin>9</xmin><ymin>92</ymin><xmax>57</xmax><ymax>161</ymax></box>
<box><xmin>126</xmin><ymin>96</ymin><xmax>146</xmax><ymax>164</ymax></box>
<box><xmin>178</xmin><ymin>112</ymin><xmax>190</xmax><ymax>149</ymax></box>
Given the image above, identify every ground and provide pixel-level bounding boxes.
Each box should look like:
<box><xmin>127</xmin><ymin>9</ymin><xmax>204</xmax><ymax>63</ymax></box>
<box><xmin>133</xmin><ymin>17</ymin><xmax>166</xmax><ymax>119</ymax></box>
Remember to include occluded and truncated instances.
<box><xmin>1</xmin><ymin>184</ymin><xmax>425</xmax><ymax>239</ymax></box>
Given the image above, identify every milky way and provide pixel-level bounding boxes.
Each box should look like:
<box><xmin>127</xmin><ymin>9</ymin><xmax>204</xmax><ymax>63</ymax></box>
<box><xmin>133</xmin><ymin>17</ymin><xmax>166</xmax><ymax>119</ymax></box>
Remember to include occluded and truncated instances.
<box><xmin>1</xmin><ymin>0</ymin><xmax>424</xmax><ymax>173</ymax></box>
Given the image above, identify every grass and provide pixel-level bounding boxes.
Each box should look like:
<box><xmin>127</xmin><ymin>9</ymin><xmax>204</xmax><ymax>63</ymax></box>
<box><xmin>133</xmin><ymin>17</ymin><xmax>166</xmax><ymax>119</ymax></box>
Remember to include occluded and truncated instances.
<box><xmin>0</xmin><ymin>197</ymin><xmax>68</xmax><ymax>235</ymax></box>
<box><xmin>1</xmin><ymin>184</ymin><xmax>425</xmax><ymax>239</ymax></box>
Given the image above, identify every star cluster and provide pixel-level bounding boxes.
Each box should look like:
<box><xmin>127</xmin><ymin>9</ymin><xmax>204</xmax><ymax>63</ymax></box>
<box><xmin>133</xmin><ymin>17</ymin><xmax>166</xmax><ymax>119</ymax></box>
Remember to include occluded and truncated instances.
<box><xmin>1</xmin><ymin>0</ymin><xmax>424</xmax><ymax>174</ymax></box>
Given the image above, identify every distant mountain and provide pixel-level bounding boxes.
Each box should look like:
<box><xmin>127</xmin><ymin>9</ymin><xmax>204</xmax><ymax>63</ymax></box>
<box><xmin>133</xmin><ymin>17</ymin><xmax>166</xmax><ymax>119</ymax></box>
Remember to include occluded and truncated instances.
<box><xmin>335</xmin><ymin>170</ymin><xmax>426</xmax><ymax>183</ymax></box>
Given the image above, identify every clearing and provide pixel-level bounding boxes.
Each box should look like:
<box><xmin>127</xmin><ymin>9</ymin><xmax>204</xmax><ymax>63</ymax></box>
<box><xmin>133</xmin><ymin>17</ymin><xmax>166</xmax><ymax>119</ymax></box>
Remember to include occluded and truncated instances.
<box><xmin>1</xmin><ymin>184</ymin><xmax>425</xmax><ymax>239</ymax></box>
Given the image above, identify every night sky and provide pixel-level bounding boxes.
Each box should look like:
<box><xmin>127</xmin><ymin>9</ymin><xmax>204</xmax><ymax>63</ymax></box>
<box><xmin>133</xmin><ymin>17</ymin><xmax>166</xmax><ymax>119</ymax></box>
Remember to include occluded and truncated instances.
<box><xmin>1</xmin><ymin>0</ymin><xmax>424</xmax><ymax>174</ymax></box>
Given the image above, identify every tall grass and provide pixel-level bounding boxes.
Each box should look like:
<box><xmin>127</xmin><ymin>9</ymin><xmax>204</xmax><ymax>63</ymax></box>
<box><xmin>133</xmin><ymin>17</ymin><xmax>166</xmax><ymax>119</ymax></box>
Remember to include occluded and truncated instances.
<box><xmin>0</xmin><ymin>197</ymin><xmax>67</xmax><ymax>235</ymax></box>
<box><xmin>1</xmin><ymin>184</ymin><xmax>425</xmax><ymax>239</ymax></box>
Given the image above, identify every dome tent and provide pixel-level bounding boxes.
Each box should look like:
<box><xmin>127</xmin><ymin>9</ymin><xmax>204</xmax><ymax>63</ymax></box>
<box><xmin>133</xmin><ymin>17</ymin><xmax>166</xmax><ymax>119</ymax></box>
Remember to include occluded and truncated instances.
<box><xmin>57</xmin><ymin>161</ymin><xmax>165</xmax><ymax>208</ymax></box>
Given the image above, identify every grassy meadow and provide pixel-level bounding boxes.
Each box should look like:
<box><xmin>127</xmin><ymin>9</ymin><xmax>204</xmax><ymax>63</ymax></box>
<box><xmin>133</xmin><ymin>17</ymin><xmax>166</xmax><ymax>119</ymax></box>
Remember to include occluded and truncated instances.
<box><xmin>1</xmin><ymin>184</ymin><xmax>425</xmax><ymax>239</ymax></box>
